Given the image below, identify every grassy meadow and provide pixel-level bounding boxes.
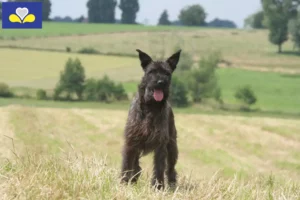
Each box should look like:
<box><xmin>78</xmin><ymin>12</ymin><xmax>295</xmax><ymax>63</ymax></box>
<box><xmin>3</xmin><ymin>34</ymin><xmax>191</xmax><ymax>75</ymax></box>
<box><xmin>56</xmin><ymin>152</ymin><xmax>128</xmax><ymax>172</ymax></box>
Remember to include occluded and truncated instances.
<box><xmin>0</xmin><ymin>106</ymin><xmax>300</xmax><ymax>199</ymax></box>
<box><xmin>1</xmin><ymin>22</ymin><xmax>300</xmax><ymax>199</ymax></box>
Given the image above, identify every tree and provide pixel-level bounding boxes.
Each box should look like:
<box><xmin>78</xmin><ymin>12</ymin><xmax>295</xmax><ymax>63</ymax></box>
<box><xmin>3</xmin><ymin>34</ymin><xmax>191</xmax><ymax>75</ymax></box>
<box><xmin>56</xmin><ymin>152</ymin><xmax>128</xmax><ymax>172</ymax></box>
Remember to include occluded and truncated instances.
<box><xmin>0</xmin><ymin>2</ymin><xmax>2</xmax><ymax>20</ymax></box>
<box><xmin>176</xmin><ymin>51</ymin><xmax>193</xmax><ymax>71</ymax></box>
<box><xmin>244</xmin><ymin>11</ymin><xmax>265</xmax><ymax>29</ymax></box>
<box><xmin>36</xmin><ymin>89</ymin><xmax>47</xmax><ymax>100</ymax></box>
<box><xmin>83</xmin><ymin>76</ymin><xmax>127</xmax><ymax>102</ymax></box>
<box><xmin>75</xmin><ymin>15</ymin><xmax>85</xmax><ymax>23</ymax></box>
<box><xmin>87</xmin><ymin>0</ymin><xmax>117</xmax><ymax>23</ymax></box>
<box><xmin>119</xmin><ymin>0</ymin><xmax>139</xmax><ymax>24</ymax></box>
<box><xmin>179</xmin><ymin>4</ymin><xmax>206</xmax><ymax>26</ymax></box>
<box><xmin>253</xmin><ymin>11</ymin><xmax>265</xmax><ymax>28</ymax></box>
<box><xmin>158</xmin><ymin>10</ymin><xmax>171</xmax><ymax>25</ymax></box>
<box><xmin>187</xmin><ymin>52</ymin><xmax>222</xmax><ymax>103</ymax></box>
<box><xmin>207</xmin><ymin>18</ymin><xmax>237</xmax><ymax>28</ymax></box>
<box><xmin>41</xmin><ymin>0</ymin><xmax>51</xmax><ymax>21</ymax></box>
<box><xmin>55</xmin><ymin>58</ymin><xmax>85</xmax><ymax>100</ymax></box>
<box><xmin>262</xmin><ymin>0</ymin><xmax>299</xmax><ymax>53</ymax></box>
<box><xmin>289</xmin><ymin>15</ymin><xmax>300</xmax><ymax>51</ymax></box>
<box><xmin>52</xmin><ymin>16</ymin><xmax>73</xmax><ymax>22</ymax></box>
<box><xmin>0</xmin><ymin>82</ymin><xmax>13</xmax><ymax>98</ymax></box>
<box><xmin>170</xmin><ymin>76</ymin><xmax>189</xmax><ymax>107</ymax></box>
<box><xmin>235</xmin><ymin>85</ymin><xmax>257</xmax><ymax>110</ymax></box>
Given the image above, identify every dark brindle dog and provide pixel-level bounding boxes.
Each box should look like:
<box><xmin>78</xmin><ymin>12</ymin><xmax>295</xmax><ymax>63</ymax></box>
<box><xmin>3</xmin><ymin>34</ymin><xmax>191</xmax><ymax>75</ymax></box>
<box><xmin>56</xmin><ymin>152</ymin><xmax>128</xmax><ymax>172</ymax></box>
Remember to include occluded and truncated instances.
<box><xmin>121</xmin><ymin>49</ymin><xmax>181</xmax><ymax>190</ymax></box>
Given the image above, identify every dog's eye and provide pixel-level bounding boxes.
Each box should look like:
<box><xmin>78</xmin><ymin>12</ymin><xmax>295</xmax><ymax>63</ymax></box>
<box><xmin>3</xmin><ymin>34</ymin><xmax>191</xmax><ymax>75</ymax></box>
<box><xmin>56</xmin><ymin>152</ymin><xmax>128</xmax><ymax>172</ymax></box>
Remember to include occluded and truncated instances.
<box><xmin>161</xmin><ymin>70</ymin><xmax>171</xmax><ymax>76</ymax></box>
<box><xmin>148</xmin><ymin>69</ymin><xmax>157</xmax><ymax>74</ymax></box>
<box><xmin>164</xmin><ymin>71</ymin><xmax>171</xmax><ymax>76</ymax></box>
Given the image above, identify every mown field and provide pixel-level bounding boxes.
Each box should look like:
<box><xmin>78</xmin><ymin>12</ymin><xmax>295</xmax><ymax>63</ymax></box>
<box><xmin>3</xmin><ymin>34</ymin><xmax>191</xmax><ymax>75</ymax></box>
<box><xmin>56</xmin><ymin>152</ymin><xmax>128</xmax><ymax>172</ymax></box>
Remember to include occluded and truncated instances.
<box><xmin>1</xmin><ymin>23</ymin><xmax>300</xmax><ymax>73</ymax></box>
<box><xmin>0</xmin><ymin>48</ymin><xmax>139</xmax><ymax>88</ymax></box>
<box><xmin>0</xmin><ymin>105</ymin><xmax>300</xmax><ymax>199</ymax></box>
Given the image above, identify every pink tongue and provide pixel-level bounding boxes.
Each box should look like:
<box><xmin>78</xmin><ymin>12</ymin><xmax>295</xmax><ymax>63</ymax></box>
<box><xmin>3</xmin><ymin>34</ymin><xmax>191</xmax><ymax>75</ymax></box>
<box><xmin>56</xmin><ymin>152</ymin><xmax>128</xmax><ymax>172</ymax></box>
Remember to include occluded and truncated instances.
<box><xmin>153</xmin><ymin>89</ymin><xmax>164</xmax><ymax>102</ymax></box>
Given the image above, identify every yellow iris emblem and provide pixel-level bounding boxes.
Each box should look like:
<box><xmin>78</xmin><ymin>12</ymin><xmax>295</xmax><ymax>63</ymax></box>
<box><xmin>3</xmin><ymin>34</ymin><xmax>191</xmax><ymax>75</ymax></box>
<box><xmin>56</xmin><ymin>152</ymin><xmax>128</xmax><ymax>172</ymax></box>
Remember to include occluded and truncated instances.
<box><xmin>9</xmin><ymin>7</ymin><xmax>36</xmax><ymax>24</ymax></box>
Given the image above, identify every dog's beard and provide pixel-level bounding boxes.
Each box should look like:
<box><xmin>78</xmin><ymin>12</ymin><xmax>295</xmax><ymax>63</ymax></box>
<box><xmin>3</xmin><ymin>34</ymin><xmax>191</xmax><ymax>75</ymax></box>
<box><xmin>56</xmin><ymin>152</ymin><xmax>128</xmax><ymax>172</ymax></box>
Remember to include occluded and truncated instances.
<box><xmin>144</xmin><ymin>88</ymin><xmax>153</xmax><ymax>103</ymax></box>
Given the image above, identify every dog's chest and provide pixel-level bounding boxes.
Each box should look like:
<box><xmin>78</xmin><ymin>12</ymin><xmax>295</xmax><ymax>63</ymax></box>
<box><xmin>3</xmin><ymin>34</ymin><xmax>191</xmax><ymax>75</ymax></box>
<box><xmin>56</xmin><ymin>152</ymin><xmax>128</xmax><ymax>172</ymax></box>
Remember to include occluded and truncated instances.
<box><xmin>139</xmin><ymin>112</ymin><xmax>169</xmax><ymax>150</ymax></box>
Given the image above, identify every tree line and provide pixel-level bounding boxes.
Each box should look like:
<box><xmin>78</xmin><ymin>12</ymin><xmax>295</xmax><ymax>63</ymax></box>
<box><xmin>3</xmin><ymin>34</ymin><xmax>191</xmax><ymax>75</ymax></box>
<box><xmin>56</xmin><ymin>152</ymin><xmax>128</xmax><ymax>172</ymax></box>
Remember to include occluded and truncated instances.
<box><xmin>0</xmin><ymin>0</ymin><xmax>236</xmax><ymax>28</ymax></box>
<box><xmin>85</xmin><ymin>0</ymin><xmax>236</xmax><ymax>27</ymax></box>
<box><xmin>86</xmin><ymin>0</ymin><xmax>139</xmax><ymax>24</ymax></box>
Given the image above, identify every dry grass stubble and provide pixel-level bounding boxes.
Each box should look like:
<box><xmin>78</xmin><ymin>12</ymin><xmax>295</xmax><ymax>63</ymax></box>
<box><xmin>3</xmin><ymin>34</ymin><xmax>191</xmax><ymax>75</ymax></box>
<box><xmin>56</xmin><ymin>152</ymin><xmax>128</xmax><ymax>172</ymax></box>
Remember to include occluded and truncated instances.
<box><xmin>0</xmin><ymin>106</ymin><xmax>300</xmax><ymax>199</ymax></box>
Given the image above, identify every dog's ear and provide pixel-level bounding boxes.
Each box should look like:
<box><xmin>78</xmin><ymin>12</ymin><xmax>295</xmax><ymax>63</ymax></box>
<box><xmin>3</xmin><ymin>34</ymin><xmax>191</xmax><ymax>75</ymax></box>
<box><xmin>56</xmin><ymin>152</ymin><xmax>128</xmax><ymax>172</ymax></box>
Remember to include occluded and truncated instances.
<box><xmin>136</xmin><ymin>49</ymin><xmax>153</xmax><ymax>70</ymax></box>
<box><xmin>166</xmin><ymin>50</ymin><xmax>181</xmax><ymax>71</ymax></box>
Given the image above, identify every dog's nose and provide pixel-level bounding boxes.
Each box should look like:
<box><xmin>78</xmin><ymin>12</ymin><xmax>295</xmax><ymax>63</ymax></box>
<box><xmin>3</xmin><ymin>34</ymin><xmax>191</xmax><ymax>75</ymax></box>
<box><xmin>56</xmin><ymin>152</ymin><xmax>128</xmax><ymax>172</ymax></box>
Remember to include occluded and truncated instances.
<box><xmin>157</xmin><ymin>80</ymin><xmax>164</xmax><ymax>86</ymax></box>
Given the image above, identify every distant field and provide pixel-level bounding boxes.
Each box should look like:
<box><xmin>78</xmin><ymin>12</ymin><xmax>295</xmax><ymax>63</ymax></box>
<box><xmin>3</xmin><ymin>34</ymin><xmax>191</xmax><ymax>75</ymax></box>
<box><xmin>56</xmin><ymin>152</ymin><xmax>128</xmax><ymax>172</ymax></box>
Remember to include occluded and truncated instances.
<box><xmin>0</xmin><ymin>48</ymin><xmax>139</xmax><ymax>88</ymax></box>
<box><xmin>0</xmin><ymin>22</ymin><xmax>194</xmax><ymax>39</ymax></box>
<box><xmin>125</xmin><ymin>68</ymin><xmax>300</xmax><ymax>114</ymax></box>
<box><xmin>1</xmin><ymin>49</ymin><xmax>300</xmax><ymax>114</ymax></box>
<box><xmin>217</xmin><ymin>68</ymin><xmax>300</xmax><ymax>113</ymax></box>
<box><xmin>1</xmin><ymin>27</ymin><xmax>300</xmax><ymax>73</ymax></box>
<box><xmin>0</xmin><ymin>106</ymin><xmax>300</xmax><ymax>198</ymax></box>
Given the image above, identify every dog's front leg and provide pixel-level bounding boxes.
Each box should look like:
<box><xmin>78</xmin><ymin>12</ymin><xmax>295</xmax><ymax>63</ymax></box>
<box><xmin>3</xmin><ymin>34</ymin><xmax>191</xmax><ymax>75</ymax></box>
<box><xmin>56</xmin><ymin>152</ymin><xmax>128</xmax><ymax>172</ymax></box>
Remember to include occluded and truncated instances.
<box><xmin>152</xmin><ymin>145</ymin><xmax>167</xmax><ymax>190</ymax></box>
<box><xmin>121</xmin><ymin>145</ymin><xmax>139</xmax><ymax>184</ymax></box>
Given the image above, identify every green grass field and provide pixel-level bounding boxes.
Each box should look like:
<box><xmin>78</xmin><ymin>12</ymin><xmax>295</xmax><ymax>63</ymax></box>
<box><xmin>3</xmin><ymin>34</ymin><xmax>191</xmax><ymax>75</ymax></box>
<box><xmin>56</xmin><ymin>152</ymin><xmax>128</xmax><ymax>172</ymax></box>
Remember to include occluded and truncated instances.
<box><xmin>0</xmin><ymin>22</ymin><xmax>191</xmax><ymax>39</ymax></box>
<box><xmin>217</xmin><ymin>68</ymin><xmax>300</xmax><ymax>113</ymax></box>
<box><xmin>125</xmin><ymin>68</ymin><xmax>300</xmax><ymax>114</ymax></box>
<box><xmin>0</xmin><ymin>106</ymin><xmax>299</xmax><ymax>199</ymax></box>
<box><xmin>1</xmin><ymin>49</ymin><xmax>300</xmax><ymax>114</ymax></box>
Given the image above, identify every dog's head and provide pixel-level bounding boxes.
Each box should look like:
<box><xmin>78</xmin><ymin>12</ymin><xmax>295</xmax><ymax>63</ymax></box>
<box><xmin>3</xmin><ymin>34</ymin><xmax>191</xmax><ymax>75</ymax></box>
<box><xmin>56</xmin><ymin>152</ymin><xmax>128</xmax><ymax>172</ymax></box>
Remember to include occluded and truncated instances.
<box><xmin>136</xmin><ymin>49</ymin><xmax>181</xmax><ymax>104</ymax></box>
